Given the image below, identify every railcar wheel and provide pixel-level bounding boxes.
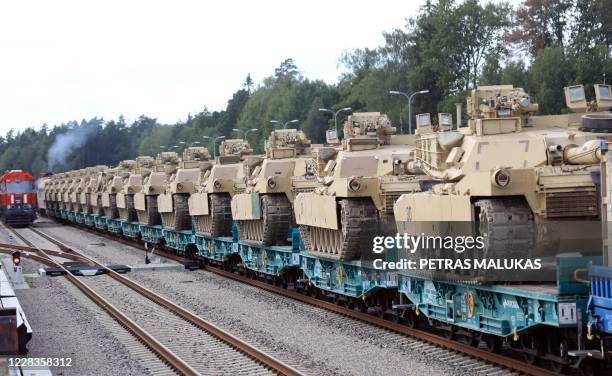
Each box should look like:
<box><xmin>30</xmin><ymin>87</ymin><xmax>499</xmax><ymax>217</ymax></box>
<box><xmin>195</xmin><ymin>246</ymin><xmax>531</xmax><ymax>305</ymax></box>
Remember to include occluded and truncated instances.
<box><xmin>520</xmin><ymin>334</ymin><xmax>541</xmax><ymax>364</ymax></box>
<box><xmin>458</xmin><ymin>331</ymin><xmax>479</xmax><ymax>347</ymax></box>
<box><xmin>442</xmin><ymin>325</ymin><xmax>455</xmax><ymax>340</ymax></box>
<box><xmin>578</xmin><ymin>359</ymin><xmax>598</xmax><ymax>376</ymax></box>
<box><xmin>353</xmin><ymin>300</ymin><xmax>366</xmax><ymax>313</ymax></box>
<box><xmin>546</xmin><ymin>335</ymin><xmax>569</xmax><ymax>373</ymax></box>
<box><xmin>308</xmin><ymin>286</ymin><xmax>320</xmax><ymax>299</ymax></box>
<box><xmin>546</xmin><ymin>360</ymin><xmax>567</xmax><ymax>374</ymax></box>
<box><xmin>404</xmin><ymin>310</ymin><xmax>418</xmax><ymax>328</ymax></box>
<box><xmin>483</xmin><ymin>334</ymin><xmax>501</xmax><ymax>353</ymax></box>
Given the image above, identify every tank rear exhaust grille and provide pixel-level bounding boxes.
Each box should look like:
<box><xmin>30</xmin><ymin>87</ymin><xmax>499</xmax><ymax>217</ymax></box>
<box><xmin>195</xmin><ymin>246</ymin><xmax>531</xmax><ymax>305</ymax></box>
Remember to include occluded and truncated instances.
<box><xmin>545</xmin><ymin>191</ymin><xmax>598</xmax><ymax>217</ymax></box>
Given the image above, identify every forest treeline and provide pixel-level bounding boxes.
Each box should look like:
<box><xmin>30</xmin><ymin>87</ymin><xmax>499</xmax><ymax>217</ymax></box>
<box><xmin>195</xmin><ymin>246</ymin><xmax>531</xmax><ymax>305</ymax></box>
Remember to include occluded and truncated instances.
<box><xmin>1</xmin><ymin>0</ymin><xmax>610</xmax><ymax>175</ymax></box>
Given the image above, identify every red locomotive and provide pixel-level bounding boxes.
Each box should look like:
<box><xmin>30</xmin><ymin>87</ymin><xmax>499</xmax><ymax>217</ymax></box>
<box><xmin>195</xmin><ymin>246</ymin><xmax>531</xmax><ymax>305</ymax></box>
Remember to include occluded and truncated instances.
<box><xmin>0</xmin><ymin>170</ymin><xmax>37</xmax><ymax>226</ymax></box>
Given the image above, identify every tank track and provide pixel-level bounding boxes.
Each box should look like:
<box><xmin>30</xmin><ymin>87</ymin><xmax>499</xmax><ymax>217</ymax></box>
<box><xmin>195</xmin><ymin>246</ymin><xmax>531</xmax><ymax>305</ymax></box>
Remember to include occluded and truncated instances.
<box><xmin>136</xmin><ymin>195</ymin><xmax>163</xmax><ymax>226</ymax></box>
<box><xmin>95</xmin><ymin>196</ymin><xmax>104</xmax><ymax>216</ymax></box>
<box><xmin>84</xmin><ymin>193</ymin><xmax>92</xmax><ymax>214</ymax></box>
<box><xmin>161</xmin><ymin>194</ymin><xmax>192</xmax><ymax>231</ymax></box>
<box><xmin>119</xmin><ymin>194</ymin><xmax>139</xmax><ymax>222</ymax></box>
<box><xmin>300</xmin><ymin>198</ymin><xmax>378</xmax><ymax>261</ymax></box>
<box><xmin>236</xmin><ymin>194</ymin><xmax>291</xmax><ymax>246</ymax></box>
<box><xmin>193</xmin><ymin>193</ymin><xmax>232</xmax><ymax>237</ymax></box>
<box><xmin>446</xmin><ymin>198</ymin><xmax>535</xmax><ymax>284</ymax></box>
<box><xmin>103</xmin><ymin>194</ymin><xmax>119</xmax><ymax>219</ymax></box>
<box><xmin>476</xmin><ymin>198</ymin><xmax>534</xmax><ymax>257</ymax></box>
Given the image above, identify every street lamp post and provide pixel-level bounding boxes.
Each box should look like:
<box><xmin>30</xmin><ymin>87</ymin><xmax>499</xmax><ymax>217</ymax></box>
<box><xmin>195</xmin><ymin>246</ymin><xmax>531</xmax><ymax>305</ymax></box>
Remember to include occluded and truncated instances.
<box><xmin>213</xmin><ymin>136</ymin><xmax>225</xmax><ymax>159</ymax></box>
<box><xmin>270</xmin><ymin>119</ymin><xmax>299</xmax><ymax>129</ymax></box>
<box><xmin>232</xmin><ymin>128</ymin><xmax>241</xmax><ymax>138</ymax></box>
<box><xmin>389</xmin><ymin>90</ymin><xmax>430</xmax><ymax>134</ymax></box>
<box><xmin>201</xmin><ymin>136</ymin><xmax>211</xmax><ymax>153</ymax></box>
<box><xmin>318</xmin><ymin>107</ymin><xmax>351</xmax><ymax>137</ymax></box>
<box><xmin>244</xmin><ymin>128</ymin><xmax>258</xmax><ymax>139</ymax></box>
<box><xmin>178</xmin><ymin>141</ymin><xmax>187</xmax><ymax>154</ymax></box>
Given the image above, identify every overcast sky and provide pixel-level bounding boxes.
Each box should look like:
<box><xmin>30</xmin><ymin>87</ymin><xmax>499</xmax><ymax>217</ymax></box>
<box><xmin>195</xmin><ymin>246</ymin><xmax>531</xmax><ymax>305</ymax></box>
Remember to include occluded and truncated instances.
<box><xmin>0</xmin><ymin>0</ymin><xmax>425</xmax><ymax>135</ymax></box>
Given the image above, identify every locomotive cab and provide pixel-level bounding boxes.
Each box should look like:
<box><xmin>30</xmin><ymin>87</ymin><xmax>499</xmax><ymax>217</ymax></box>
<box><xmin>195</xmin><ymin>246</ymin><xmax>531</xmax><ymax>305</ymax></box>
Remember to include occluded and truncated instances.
<box><xmin>0</xmin><ymin>170</ymin><xmax>37</xmax><ymax>226</ymax></box>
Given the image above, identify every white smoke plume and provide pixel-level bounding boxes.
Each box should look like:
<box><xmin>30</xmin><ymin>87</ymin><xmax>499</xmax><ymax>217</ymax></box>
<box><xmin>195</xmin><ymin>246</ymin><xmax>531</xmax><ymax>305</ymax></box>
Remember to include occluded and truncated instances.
<box><xmin>47</xmin><ymin>124</ymin><xmax>97</xmax><ymax>170</ymax></box>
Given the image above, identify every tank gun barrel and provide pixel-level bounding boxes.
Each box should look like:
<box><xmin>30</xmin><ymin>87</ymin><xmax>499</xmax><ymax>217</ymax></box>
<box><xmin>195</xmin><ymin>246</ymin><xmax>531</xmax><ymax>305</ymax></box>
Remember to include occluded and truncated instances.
<box><xmin>564</xmin><ymin>139</ymin><xmax>603</xmax><ymax>165</ymax></box>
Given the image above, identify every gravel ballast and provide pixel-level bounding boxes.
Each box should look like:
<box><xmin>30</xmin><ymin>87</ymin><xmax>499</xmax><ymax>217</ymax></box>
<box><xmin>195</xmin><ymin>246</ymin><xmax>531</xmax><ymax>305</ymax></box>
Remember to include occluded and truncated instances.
<box><xmin>39</xmin><ymin>221</ymin><xmax>463</xmax><ymax>376</ymax></box>
<box><xmin>0</xmin><ymin>224</ymin><xmax>161</xmax><ymax>376</ymax></box>
<box><xmin>34</xmin><ymin>221</ymin><xmax>173</xmax><ymax>267</ymax></box>
<box><xmin>6</xmin><ymin>261</ymin><xmax>153</xmax><ymax>376</ymax></box>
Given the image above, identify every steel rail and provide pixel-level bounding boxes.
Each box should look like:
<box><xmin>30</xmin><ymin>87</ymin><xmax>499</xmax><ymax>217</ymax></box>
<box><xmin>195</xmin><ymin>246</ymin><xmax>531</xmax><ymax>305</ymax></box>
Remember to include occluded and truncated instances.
<box><xmin>207</xmin><ymin>267</ymin><xmax>559</xmax><ymax>376</ymax></box>
<box><xmin>27</xmin><ymin>226</ymin><xmax>302</xmax><ymax>376</ymax></box>
<box><xmin>37</xmin><ymin>220</ymin><xmax>560</xmax><ymax>376</ymax></box>
<box><xmin>0</xmin><ymin>243</ymin><xmax>92</xmax><ymax>264</ymax></box>
<box><xmin>2</xmin><ymin>224</ymin><xmax>199</xmax><ymax>376</ymax></box>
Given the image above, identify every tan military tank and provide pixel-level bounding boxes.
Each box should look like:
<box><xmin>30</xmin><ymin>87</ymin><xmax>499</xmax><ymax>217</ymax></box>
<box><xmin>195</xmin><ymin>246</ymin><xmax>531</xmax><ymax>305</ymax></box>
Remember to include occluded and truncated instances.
<box><xmin>46</xmin><ymin>173</ymin><xmax>58</xmax><ymax>211</ymax></box>
<box><xmin>64</xmin><ymin>171</ymin><xmax>79</xmax><ymax>212</ymax></box>
<box><xmin>231</xmin><ymin>129</ymin><xmax>317</xmax><ymax>245</ymax></box>
<box><xmin>134</xmin><ymin>152</ymin><xmax>180</xmax><ymax>227</ymax></box>
<box><xmin>189</xmin><ymin>139</ymin><xmax>252</xmax><ymax>238</ymax></box>
<box><xmin>71</xmin><ymin>169</ymin><xmax>94</xmax><ymax>214</ymax></box>
<box><xmin>59</xmin><ymin>172</ymin><xmax>73</xmax><ymax>211</ymax></box>
<box><xmin>294</xmin><ymin>112</ymin><xmax>422</xmax><ymax>260</ymax></box>
<box><xmin>158</xmin><ymin>147</ymin><xmax>212</xmax><ymax>231</ymax></box>
<box><xmin>73</xmin><ymin>169</ymin><xmax>91</xmax><ymax>213</ymax></box>
<box><xmin>42</xmin><ymin>177</ymin><xmax>52</xmax><ymax>211</ymax></box>
<box><xmin>72</xmin><ymin>169</ymin><xmax>88</xmax><ymax>214</ymax></box>
<box><xmin>80</xmin><ymin>166</ymin><xmax>107</xmax><ymax>215</ymax></box>
<box><xmin>44</xmin><ymin>173</ymin><xmax>61</xmax><ymax>211</ymax></box>
<box><xmin>101</xmin><ymin>160</ymin><xmax>137</xmax><ymax>219</ymax></box>
<box><xmin>117</xmin><ymin>156</ymin><xmax>154</xmax><ymax>223</ymax></box>
<box><xmin>90</xmin><ymin>168</ymin><xmax>112</xmax><ymax>217</ymax></box>
<box><xmin>394</xmin><ymin>84</ymin><xmax>612</xmax><ymax>282</ymax></box>
<box><xmin>53</xmin><ymin>173</ymin><xmax>67</xmax><ymax>212</ymax></box>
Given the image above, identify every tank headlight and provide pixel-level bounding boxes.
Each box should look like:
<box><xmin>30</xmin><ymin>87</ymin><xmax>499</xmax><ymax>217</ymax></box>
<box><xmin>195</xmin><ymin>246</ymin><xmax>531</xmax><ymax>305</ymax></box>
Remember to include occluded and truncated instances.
<box><xmin>267</xmin><ymin>177</ymin><xmax>277</xmax><ymax>189</ymax></box>
<box><xmin>213</xmin><ymin>179</ymin><xmax>222</xmax><ymax>189</ymax></box>
<box><xmin>348</xmin><ymin>178</ymin><xmax>362</xmax><ymax>192</ymax></box>
<box><xmin>492</xmin><ymin>169</ymin><xmax>511</xmax><ymax>188</ymax></box>
<box><xmin>111</xmin><ymin>187</ymin><xmax>116</xmax><ymax>193</ymax></box>
<box><xmin>177</xmin><ymin>183</ymin><xmax>184</xmax><ymax>191</ymax></box>
<box><xmin>148</xmin><ymin>186</ymin><xmax>154</xmax><ymax>193</ymax></box>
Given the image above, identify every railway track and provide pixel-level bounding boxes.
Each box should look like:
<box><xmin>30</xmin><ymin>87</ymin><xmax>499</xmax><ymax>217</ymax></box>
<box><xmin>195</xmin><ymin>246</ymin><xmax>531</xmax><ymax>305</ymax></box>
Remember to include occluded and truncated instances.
<box><xmin>0</xmin><ymin>223</ymin><xmax>301</xmax><ymax>376</ymax></box>
<box><xmin>26</xmin><ymin>221</ymin><xmax>565</xmax><ymax>376</ymax></box>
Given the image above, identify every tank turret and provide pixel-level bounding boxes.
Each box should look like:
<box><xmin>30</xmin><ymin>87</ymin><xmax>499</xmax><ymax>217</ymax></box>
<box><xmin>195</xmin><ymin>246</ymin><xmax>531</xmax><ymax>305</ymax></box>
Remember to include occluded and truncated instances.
<box><xmin>190</xmin><ymin>139</ymin><xmax>254</xmax><ymax>238</ymax></box>
<box><xmin>230</xmin><ymin>129</ymin><xmax>318</xmax><ymax>245</ymax></box>
<box><xmin>394</xmin><ymin>84</ymin><xmax>612</xmax><ymax>283</ymax></box>
<box><xmin>78</xmin><ymin>166</ymin><xmax>105</xmax><ymax>214</ymax></box>
<box><xmin>134</xmin><ymin>152</ymin><xmax>179</xmax><ymax>228</ymax></box>
<box><xmin>219</xmin><ymin>139</ymin><xmax>253</xmax><ymax>161</ymax></box>
<box><xmin>158</xmin><ymin>147</ymin><xmax>212</xmax><ymax>232</ymax></box>
<box><xmin>101</xmin><ymin>160</ymin><xmax>136</xmax><ymax>219</ymax></box>
<box><xmin>116</xmin><ymin>156</ymin><xmax>154</xmax><ymax>223</ymax></box>
<box><xmin>342</xmin><ymin>112</ymin><xmax>396</xmax><ymax>150</ymax></box>
<box><xmin>294</xmin><ymin>112</ymin><xmax>423</xmax><ymax>260</ymax></box>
